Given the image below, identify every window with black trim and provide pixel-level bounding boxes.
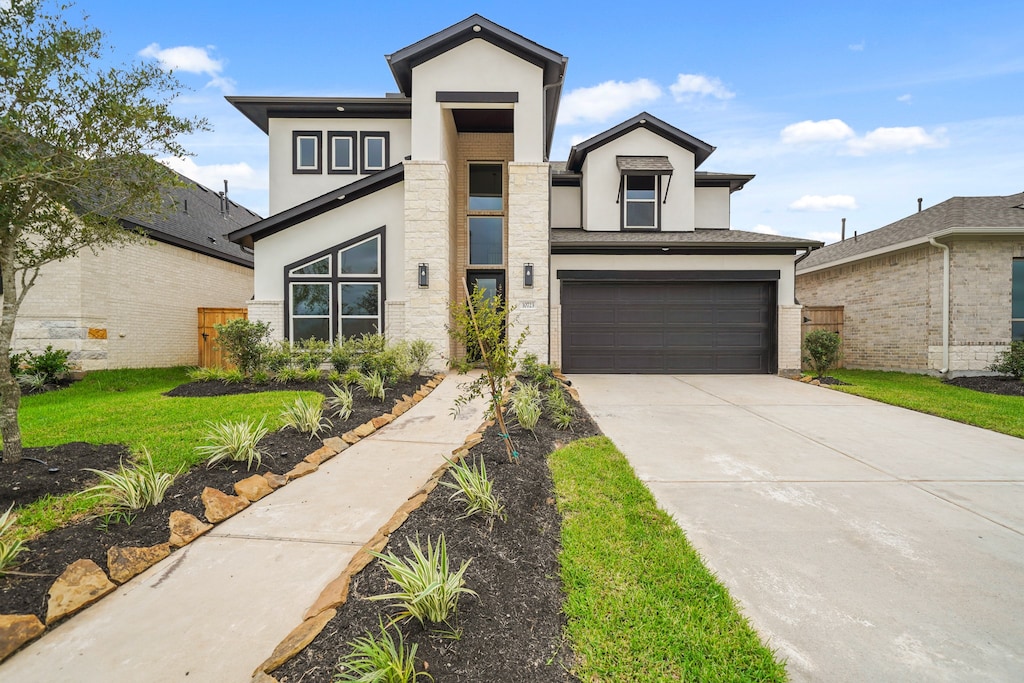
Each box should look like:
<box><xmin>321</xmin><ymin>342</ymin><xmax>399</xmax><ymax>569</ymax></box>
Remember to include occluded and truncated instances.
<box><xmin>1013</xmin><ymin>258</ymin><xmax>1024</xmax><ymax>341</ymax></box>
<box><xmin>623</xmin><ymin>175</ymin><xmax>659</xmax><ymax>229</ymax></box>
<box><xmin>360</xmin><ymin>132</ymin><xmax>390</xmax><ymax>173</ymax></box>
<box><xmin>285</xmin><ymin>229</ymin><xmax>385</xmax><ymax>341</ymax></box>
<box><xmin>328</xmin><ymin>131</ymin><xmax>356</xmax><ymax>174</ymax></box>
<box><xmin>468</xmin><ymin>162</ymin><xmax>504</xmax><ymax>266</ymax></box>
<box><xmin>293</xmin><ymin>131</ymin><xmax>322</xmax><ymax>174</ymax></box>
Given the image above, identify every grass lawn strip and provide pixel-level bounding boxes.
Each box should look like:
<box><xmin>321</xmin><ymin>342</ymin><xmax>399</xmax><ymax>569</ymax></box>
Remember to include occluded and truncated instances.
<box><xmin>550</xmin><ymin>436</ymin><xmax>787</xmax><ymax>682</ymax></box>
<box><xmin>831</xmin><ymin>369</ymin><xmax>1024</xmax><ymax>439</ymax></box>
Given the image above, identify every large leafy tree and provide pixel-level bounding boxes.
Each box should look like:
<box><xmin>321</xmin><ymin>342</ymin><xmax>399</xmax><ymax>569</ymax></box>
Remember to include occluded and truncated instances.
<box><xmin>0</xmin><ymin>0</ymin><xmax>206</xmax><ymax>463</ymax></box>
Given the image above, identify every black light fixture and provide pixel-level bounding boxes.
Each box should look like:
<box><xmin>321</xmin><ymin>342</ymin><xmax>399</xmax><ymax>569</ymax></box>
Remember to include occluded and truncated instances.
<box><xmin>524</xmin><ymin>263</ymin><xmax>534</xmax><ymax>288</ymax></box>
<box><xmin>418</xmin><ymin>263</ymin><xmax>429</xmax><ymax>288</ymax></box>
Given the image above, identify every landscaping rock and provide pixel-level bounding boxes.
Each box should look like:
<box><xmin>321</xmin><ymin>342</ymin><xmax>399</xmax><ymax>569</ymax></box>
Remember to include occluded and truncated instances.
<box><xmin>106</xmin><ymin>543</ymin><xmax>171</xmax><ymax>584</ymax></box>
<box><xmin>202</xmin><ymin>487</ymin><xmax>250</xmax><ymax>523</ymax></box>
<box><xmin>371</xmin><ymin>414</ymin><xmax>394</xmax><ymax>429</ymax></box>
<box><xmin>567</xmin><ymin>387</ymin><xmax>581</xmax><ymax>402</ymax></box>
<box><xmin>353</xmin><ymin>421</ymin><xmax>376</xmax><ymax>438</ymax></box>
<box><xmin>322</xmin><ymin>436</ymin><xmax>347</xmax><ymax>453</ymax></box>
<box><xmin>302</xmin><ymin>445</ymin><xmax>336</xmax><ymax>466</ymax></box>
<box><xmin>0</xmin><ymin>614</ymin><xmax>45</xmax><ymax>661</ymax></box>
<box><xmin>251</xmin><ymin>671</ymin><xmax>279</xmax><ymax>683</ymax></box>
<box><xmin>46</xmin><ymin>559</ymin><xmax>116</xmax><ymax>624</ymax></box>
<box><xmin>391</xmin><ymin>400</ymin><xmax>412</xmax><ymax>417</ymax></box>
<box><xmin>304</xmin><ymin>573</ymin><xmax>351</xmax><ymax>620</ymax></box>
<box><xmin>235</xmin><ymin>475</ymin><xmax>274</xmax><ymax>501</ymax></box>
<box><xmin>341</xmin><ymin>430</ymin><xmax>361</xmax><ymax>445</ymax></box>
<box><xmin>257</xmin><ymin>608</ymin><xmax>336</xmax><ymax>675</ymax></box>
<box><xmin>464</xmin><ymin>432</ymin><xmax>483</xmax><ymax>447</ymax></box>
<box><xmin>168</xmin><ymin>511</ymin><xmax>213</xmax><ymax>547</ymax></box>
<box><xmin>262</xmin><ymin>472</ymin><xmax>288</xmax><ymax>489</ymax></box>
<box><xmin>285</xmin><ymin>461</ymin><xmax>318</xmax><ymax>481</ymax></box>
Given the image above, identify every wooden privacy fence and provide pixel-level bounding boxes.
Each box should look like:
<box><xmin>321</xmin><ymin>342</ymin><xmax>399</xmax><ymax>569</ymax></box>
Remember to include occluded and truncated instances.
<box><xmin>801</xmin><ymin>306</ymin><xmax>845</xmax><ymax>368</ymax></box>
<box><xmin>198</xmin><ymin>307</ymin><xmax>247</xmax><ymax>368</ymax></box>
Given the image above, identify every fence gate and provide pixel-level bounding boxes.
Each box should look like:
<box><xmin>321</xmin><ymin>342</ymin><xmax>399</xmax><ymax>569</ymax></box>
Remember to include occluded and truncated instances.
<box><xmin>801</xmin><ymin>305</ymin><xmax>845</xmax><ymax>369</ymax></box>
<box><xmin>198</xmin><ymin>308</ymin><xmax>247</xmax><ymax>368</ymax></box>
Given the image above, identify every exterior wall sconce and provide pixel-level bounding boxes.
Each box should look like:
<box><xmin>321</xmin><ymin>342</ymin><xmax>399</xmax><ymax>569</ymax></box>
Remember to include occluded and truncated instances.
<box><xmin>524</xmin><ymin>263</ymin><xmax>534</xmax><ymax>288</ymax></box>
<box><xmin>418</xmin><ymin>263</ymin><xmax>429</xmax><ymax>288</ymax></box>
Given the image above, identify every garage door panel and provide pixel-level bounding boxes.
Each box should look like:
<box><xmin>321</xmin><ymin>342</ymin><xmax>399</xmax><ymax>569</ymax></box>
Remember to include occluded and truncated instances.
<box><xmin>562</xmin><ymin>280</ymin><xmax>775</xmax><ymax>374</ymax></box>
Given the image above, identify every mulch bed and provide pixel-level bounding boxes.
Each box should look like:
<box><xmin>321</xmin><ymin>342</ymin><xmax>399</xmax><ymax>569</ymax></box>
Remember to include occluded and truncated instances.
<box><xmin>275</xmin><ymin>403</ymin><xmax>602</xmax><ymax>683</ymax></box>
<box><xmin>0</xmin><ymin>375</ymin><xmax>429</xmax><ymax>625</ymax></box>
<box><xmin>944</xmin><ymin>375</ymin><xmax>1024</xmax><ymax>397</ymax></box>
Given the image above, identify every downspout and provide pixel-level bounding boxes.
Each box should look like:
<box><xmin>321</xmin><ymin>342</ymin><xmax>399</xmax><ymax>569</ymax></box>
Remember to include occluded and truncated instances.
<box><xmin>928</xmin><ymin>236</ymin><xmax>950</xmax><ymax>374</ymax></box>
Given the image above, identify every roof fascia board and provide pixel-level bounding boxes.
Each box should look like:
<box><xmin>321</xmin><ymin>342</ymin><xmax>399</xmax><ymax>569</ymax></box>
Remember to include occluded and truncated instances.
<box><xmin>226</xmin><ymin>97</ymin><xmax>411</xmax><ymax>134</ymax></box>
<box><xmin>566</xmin><ymin>113</ymin><xmax>715</xmax><ymax>171</ymax></box>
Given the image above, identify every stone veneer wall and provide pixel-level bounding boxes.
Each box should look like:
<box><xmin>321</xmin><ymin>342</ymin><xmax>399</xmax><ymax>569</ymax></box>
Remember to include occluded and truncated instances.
<box><xmin>506</xmin><ymin>162</ymin><xmax>551</xmax><ymax>362</ymax></box>
<box><xmin>15</xmin><ymin>239</ymin><xmax>253</xmax><ymax>371</ymax></box>
<box><xmin>403</xmin><ymin>160</ymin><xmax>452</xmax><ymax>369</ymax></box>
<box><xmin>796</xmin><ymin>244</ymin><xmax>942</xmax><ymax>371</ymax></box>
<box><xmin>777</xmin><ymin>304</ymin><xmax>803</xmax><ymax>375</ymax></box>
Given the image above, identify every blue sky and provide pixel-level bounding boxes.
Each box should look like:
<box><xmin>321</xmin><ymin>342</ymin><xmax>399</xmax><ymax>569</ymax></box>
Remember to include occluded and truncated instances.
<box><xmin>67</xmin><ymin>0</ymin><xmax>1024</xmax><ymax>243</ymax></box>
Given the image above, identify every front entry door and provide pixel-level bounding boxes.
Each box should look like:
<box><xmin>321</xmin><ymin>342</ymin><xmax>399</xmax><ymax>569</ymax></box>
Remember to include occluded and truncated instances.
<box><xmin>466</xmin><ymin>270</ymin><xmax>505</xmax><ymax>303</ymax></box>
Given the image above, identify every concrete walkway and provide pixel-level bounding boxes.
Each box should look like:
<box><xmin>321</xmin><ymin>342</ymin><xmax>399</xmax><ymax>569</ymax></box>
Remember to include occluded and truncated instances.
<box><xmin>2</xmin><ymin>374</ymin><xmax>486</xmax><ymax>682</ymax></box>
<box><xmin>570</xmin><ymin>374</ymin><xmax>1024</xmax><ymax>682</ymax></box>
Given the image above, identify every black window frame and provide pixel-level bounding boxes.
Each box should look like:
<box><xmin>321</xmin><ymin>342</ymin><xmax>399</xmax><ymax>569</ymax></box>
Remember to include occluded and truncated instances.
<box><xmin>621</xmin><ymin>174</ymin><xmax>661</xmax><ymax>231</ymax></box>
<box><xmin>292</xmin><ymin>130</ymin><xmax>322</xmax><ymax>174</ymax></box>
<box><xmin>359</xmin><ymin>132</ymin><xmax>390</xmax><ymax>174</ymax></box>
<box><xmin>1013</xmin><ymin>258</ymin><xmax>1024</xmax><ymax>341</ymax></box>
<box><xmin>467</xmin><ymin>161</ymin><xmax>505</xmax><ymax>267</ymax></box>
<box><xmin>283</xmin><ymin>227</ymin><xmax>386</xmax><ymax>342</ymax></box>
<box><xmin>328</xmin><ymin>131</ymin><xmax>357</xmax><ymax>175</ymax></box>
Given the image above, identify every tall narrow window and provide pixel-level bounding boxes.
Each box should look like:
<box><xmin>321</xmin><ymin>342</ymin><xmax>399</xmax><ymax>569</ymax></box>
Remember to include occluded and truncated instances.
<box><xmin>1013</xmin><ymin>259</ymin><xmax>1024</xmax><ymax>341</ymax></box>
<box><xmin>624</xmin><ymin>175</ymin><xmax>658</xmax><ymax>229</ymax></box>
<box><xmin>293</xmin><ymin>131</ymin><xmax>322</xmax><ymax>174</ymax></box>
<box><xmin>328</xmin><ymin>131</ymin><xmax>356</xmax><ymax>174</ymax></box>
<box><xmin>360</xmin><ymin>132</ymin><xmax>390</xmax><ymax>173</ymax></box>
<box><xmin>468</xmin><ymin>163</ymin><xmax>504</xmax><ymax>266</ymax></box>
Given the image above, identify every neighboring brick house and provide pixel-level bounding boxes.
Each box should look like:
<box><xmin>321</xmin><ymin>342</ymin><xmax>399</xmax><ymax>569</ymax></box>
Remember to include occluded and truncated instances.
<box><xmin>14</xmin><ymin>173</ymin><xmax>259</xmax><ymax>371</ymax></box>
<box><xmin>796</xmin><ymin>192</ymin><xmax>1024</xmax><ymax>375</ymax></box>
<box><xmin>227</xmin><ymin>14</ymin><xmax>820</xmax><ymax>374</ymax></box>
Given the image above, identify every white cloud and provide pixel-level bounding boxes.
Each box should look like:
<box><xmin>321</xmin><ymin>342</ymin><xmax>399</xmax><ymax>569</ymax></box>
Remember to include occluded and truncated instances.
<box><xmin>846</xmin><ymin>126</ymin><xmax>946</xmax><ymax>155</ymax></box>
<box><xmin>897</xmin><ymin>94</ymin><xmax>913</xmax><ymax>103</ymax></box>
<box><xmin>669</xmin><ymin>74</ymin><xmax>735</xmax><ymax>102</ymax></box>
<box><xmin>848</xmin><ymin>41</ymin><xmax>865</xmax><ymax>52</ymax></box>
<box><xmin>750</xmin><ymin>224</ymin><xmax>779</xmax><ymax>235</ymax></box>
<box><xmin>139</xmin><ymin>43</ymin><xmax>236</xmax><ymax>93</ymax></box>
<box><xmin>789</xmin><ymin>194</ymin><xmax>859</xmax><ymax>211</ymax></box>
<box><xmin>558</xmin><ymin>79</ymin><xmax>662</xmax><ymax>125</ymax></box>
<box><xmin>781</xmin><ymin>119</ymin><xmax>855</xmax><ymax>144</ymax></box>
<box><xmin>0</xmin><ymin>0</ymin><xmax>11</xmax><ymax>10</ymax></box>
<box><xmin>159</xmin><ymin>157</ymin><xmax>265</xmax><ymax>193</ymax></box>
<box><xmin>808</xmin><ymin>231</ymin><xmax>842</xmax><ymax>245</ymax></box>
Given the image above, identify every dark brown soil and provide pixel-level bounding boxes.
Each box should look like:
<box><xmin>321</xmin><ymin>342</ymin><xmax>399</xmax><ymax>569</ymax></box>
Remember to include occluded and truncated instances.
<box><xmin>944</xmin><ymin>375</ymin><xmax>1024</xmax><ymax>397</ymax></box>
<box><xmin>275</xmin><ymin>406</ymin><xmax>602</xmax><ymax>683</ymax></box>
<box><xmin>0</xmin><ymin>375</ymin><xmax>429</xmax><ymax>625</ymax></box>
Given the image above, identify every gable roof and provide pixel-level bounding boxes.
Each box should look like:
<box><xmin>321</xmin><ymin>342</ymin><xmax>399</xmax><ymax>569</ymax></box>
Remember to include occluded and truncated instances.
<box><xmin>227</xmin><ymin>164</ymin><xmax>404</xmax><ymax>249</ymax></box>
<box><xmin>565</xmin><ymin>112</ymin><xmax>716</xmax><ymax>172</ymax></box>
<box><xmin>122</xmin><ymin>170</ymin><xmax>259</xmax><ymax>267</ymax></box>
<box><xmin>798</xmin><ymin>192</ymin><xmax>1024</xmax><ymax>272</ymax></box>
<box><xmin>386</xmin><ymin>14</ymin><xmax>567</xmax><ymax>158</ymax></box>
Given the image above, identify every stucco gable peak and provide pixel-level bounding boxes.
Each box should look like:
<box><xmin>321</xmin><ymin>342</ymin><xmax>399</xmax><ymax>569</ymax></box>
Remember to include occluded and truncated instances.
<box><xmin>565</xmin><ymin>112</ymin><xmax>716</xmax><ymax>172</ymax></box>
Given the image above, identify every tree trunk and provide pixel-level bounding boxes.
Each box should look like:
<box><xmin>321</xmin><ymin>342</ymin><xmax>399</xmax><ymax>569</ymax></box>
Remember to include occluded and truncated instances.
<box><xmin>0</xmin><ymin>356</ymin><xmax>22</xmax><ymax>464</ymax></box>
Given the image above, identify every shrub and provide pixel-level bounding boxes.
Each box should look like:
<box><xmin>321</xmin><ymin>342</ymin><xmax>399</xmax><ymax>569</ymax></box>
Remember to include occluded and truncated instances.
<box><xmin>329</xmin><ymin>342</ymin><xmax>354</xmax><ymax>373</ymax></box>
<box><xmin>279</xmin><ymin>395</ymin><xmax>331</xmax><ymax>439</ymax></box>
<box><xmin>264</xmin><ymin>341</ymin><xmax>293</xmax><ymax>373</ymax></box>
<box><xmin>369</xmin><ymin>534</ymin><xmax>476</xmax><ymax>627</ymax></box>
<box><xmin>334</xmin><ymin>619</ymin><xmax>430</xmax><ymax>683</ymax></box>
<box><xmin>213</xmin><ymin>318</ymin><xmax>271</xmax><ymax>375</ymax></box>
<box><xmin>250</xmin><ymin>369</ymin><xmax>272</xmax><ymax>385</ymax></box>
<box><xmin>359</xmin><ymin>370</ymin><xmax>387</xmax><ymax>402</ymax></box>
<box><xmin>342</xmin><ymin>367</ymin><xmax>364</xmax><ymax>387</ymax></box>
<box><xmin>16</xmin><ymin>372</ymin><xmax>48</xmax><ymax>392</ymax></box>
<box><xmin>222</xmin><ymin>368</ymin><xmax>245</xmax><ymax>384</ymax></box>
<box><xmin>299</xmin><ymin>366</ymin><xmax>323</xmax><ymax>382</ymax></box>
<box><xmin>275</xmin><ymin>366</ymin><xmax>302</xmax><ymax>383</ymax></box>
<box><xmin>440</xmin><ymin>457</ymin><xmax>505</xmax><ymax>524</ymax></box>
<box><xmin>509</xmin><ymin>382</ymin><xmax>542</xmax><ymax>432</ymax></box>
<box><xmin>0</xmin><ymin>505</ymin><xmax>28</xmax><ymax>576</ymax></box>
<box><xmin>197</xmin><ymin>417</ymin><xmax>269</xmax><ymax>470</ymax></box>
<box><xmin>407</xmin><ymin>339</ymin><xmax>435</xmax><ymax>375</ymax></box>
<box><xmin>519</xmin><ymin>352</ymin><xmax>558</xmax><ymax>390</ymax></box>
<box><xmin>24</xmin><ymin>345</ymin><xmax>73</xmax><ymax>384</ymax></box>
<box><xmin>187</xmin><ymin>366</ymin><xmax>227</xmax><ymax>382</ymax></box>
<box><xmin>81</xmin><ymin>448</ymin><xmax>180</xmax><ymax>524</ymax></box>
<box><xmin>546</xmin><ymin>384</ymin><xmax>576</xmax><ymax>430</ymax></box>
<box><xmin>802</xmin><ymin>329</ymin><xmax>843</xmax><ymax>379</ymax></box>
<box><xmin>326</xmin><ymin>383</ymin><xmax>354</xmax><ymax>420</ymax></box>
<box><xmin>8</xmin><ymin>350</ymin><xmax>28</xmax><ymax>376</ymax></box>
<box><xmin>295</xmin><ymin>338</ymin><xmax>331</xmax><ymax>370</ymax></box>
<box><xmin>989</xmin><ymin>341</ymin><xmax>1024</xmax><ymax>380</ymax></box>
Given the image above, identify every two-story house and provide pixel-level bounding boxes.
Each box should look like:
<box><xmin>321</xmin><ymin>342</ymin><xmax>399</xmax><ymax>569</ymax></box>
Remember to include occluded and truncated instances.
<box><xmin>227</xmin><ymin>14</ymin><xmax>820</xmax><ymax>374</ymax></box>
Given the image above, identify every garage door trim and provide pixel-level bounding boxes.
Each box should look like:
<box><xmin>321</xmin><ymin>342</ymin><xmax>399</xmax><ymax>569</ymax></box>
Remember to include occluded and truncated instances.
<box><xmin>557</xmin><ymin>269</ymin><xmax>780</xmax><ymax>282</ymax></box>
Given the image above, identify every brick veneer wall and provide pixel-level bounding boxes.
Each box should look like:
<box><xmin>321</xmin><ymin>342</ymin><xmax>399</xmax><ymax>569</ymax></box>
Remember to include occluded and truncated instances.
<box><xmin>15</xmin><ymin>239</ymin><xmax>253</xmax><ymax>370</ymax></box>
<box><xmin>777</xmin><ymin>304</ymin><xmax>803</xmax><ymax>375</ymax></box>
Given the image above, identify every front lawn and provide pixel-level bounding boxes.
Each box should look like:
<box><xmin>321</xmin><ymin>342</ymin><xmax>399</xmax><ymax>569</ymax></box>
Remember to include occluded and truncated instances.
<box><xmin>550</xmin><ymin>436</ymin><xmax>787</xmax><ymax>682</ymax></box>
<box><xmin>830</xmin><ymin>369</ymin><xmax>1024</xmax><ymax>439</ymax></box>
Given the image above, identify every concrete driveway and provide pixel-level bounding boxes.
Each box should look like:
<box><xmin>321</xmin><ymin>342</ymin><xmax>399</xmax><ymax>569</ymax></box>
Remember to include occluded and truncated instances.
<box><xmin>570</xmin><ymin>374</ymin><xmax>1024</xmax><ymax>682</ymax></box>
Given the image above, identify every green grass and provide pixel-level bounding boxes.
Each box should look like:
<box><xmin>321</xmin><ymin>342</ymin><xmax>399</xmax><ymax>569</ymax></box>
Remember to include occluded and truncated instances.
<box><xmin>9</xmin><ymin>367</ymin><xmax>321</xmax><ymax>538</ymax></box>
<box><xmin>831</xmin><ymin>369</ymin><xmax>1024</xmax><ymax>439</ymax></box>
<box><xmin>550</xmin><ymin>436</ymin><xmax>787</xmax><ymax>682</ymax></box>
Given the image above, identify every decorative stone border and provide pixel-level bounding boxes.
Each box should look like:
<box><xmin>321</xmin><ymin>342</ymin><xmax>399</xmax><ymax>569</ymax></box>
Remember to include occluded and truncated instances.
<box><xmin>0</xmin><ymin>374</ymin><xmax>447</xmax><ymax>662</ymax></box>
<box><xmin>250</xmin><ymin>413</ymin><xmax>494</xmax><ymax>682</ymax></box>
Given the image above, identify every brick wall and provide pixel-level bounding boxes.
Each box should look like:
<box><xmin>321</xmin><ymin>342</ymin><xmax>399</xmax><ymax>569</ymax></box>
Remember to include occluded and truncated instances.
<box><xmin>777</xmin><ymin>305</ymin><xmax>803</xmax><ymax>375</ymax></box>
<box><xmin>15</xmin><ymin>239</ymin><xmax>253</xmax><ymax>370</ymax></box>
<box><xmin>506</xmin><ymin>162</ymin><xmax>551</xmax><ymax>362</ymax></box>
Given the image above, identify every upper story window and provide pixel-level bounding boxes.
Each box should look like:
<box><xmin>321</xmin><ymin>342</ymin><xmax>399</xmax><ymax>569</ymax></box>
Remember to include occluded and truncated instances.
<box><xmin>469</xmin><ymin>163</ymin><xmax>503</xmax><ymax>211</ymax></box>
<box><xmin>360</xmin><ymin>132</ymin><xmax>390</xmax><ymax>173</ymax></box>
<box><xmin>1013</xmin><ymin>259</ymin><xmax>1024</xmax><ymax>341</ymax></box>
<box><xmin>293</xmin><ymin>131</ymin><xmax>322</xmax><ymax>174</ymax></box>
<box><xmin>328</xmin><ymin>132</ymin><xmax>356</xmax><ymax>174</ymax></box>
<box><xmin>468</xmin><ymin>162</ymin><xmax>504</xmax><ymax>266</ymax></box>
<box><xmin>623</xmin><ymin>175</ymin><xmax>658</xmax><ymax>229</ymax></box>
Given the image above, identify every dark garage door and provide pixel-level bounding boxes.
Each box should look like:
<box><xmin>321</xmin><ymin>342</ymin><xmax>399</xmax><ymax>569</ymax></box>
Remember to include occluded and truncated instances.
<box><xmin>561</xmin><ymin>280</ymin><xmax>776</xmax><ymax>374</ymax></box>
